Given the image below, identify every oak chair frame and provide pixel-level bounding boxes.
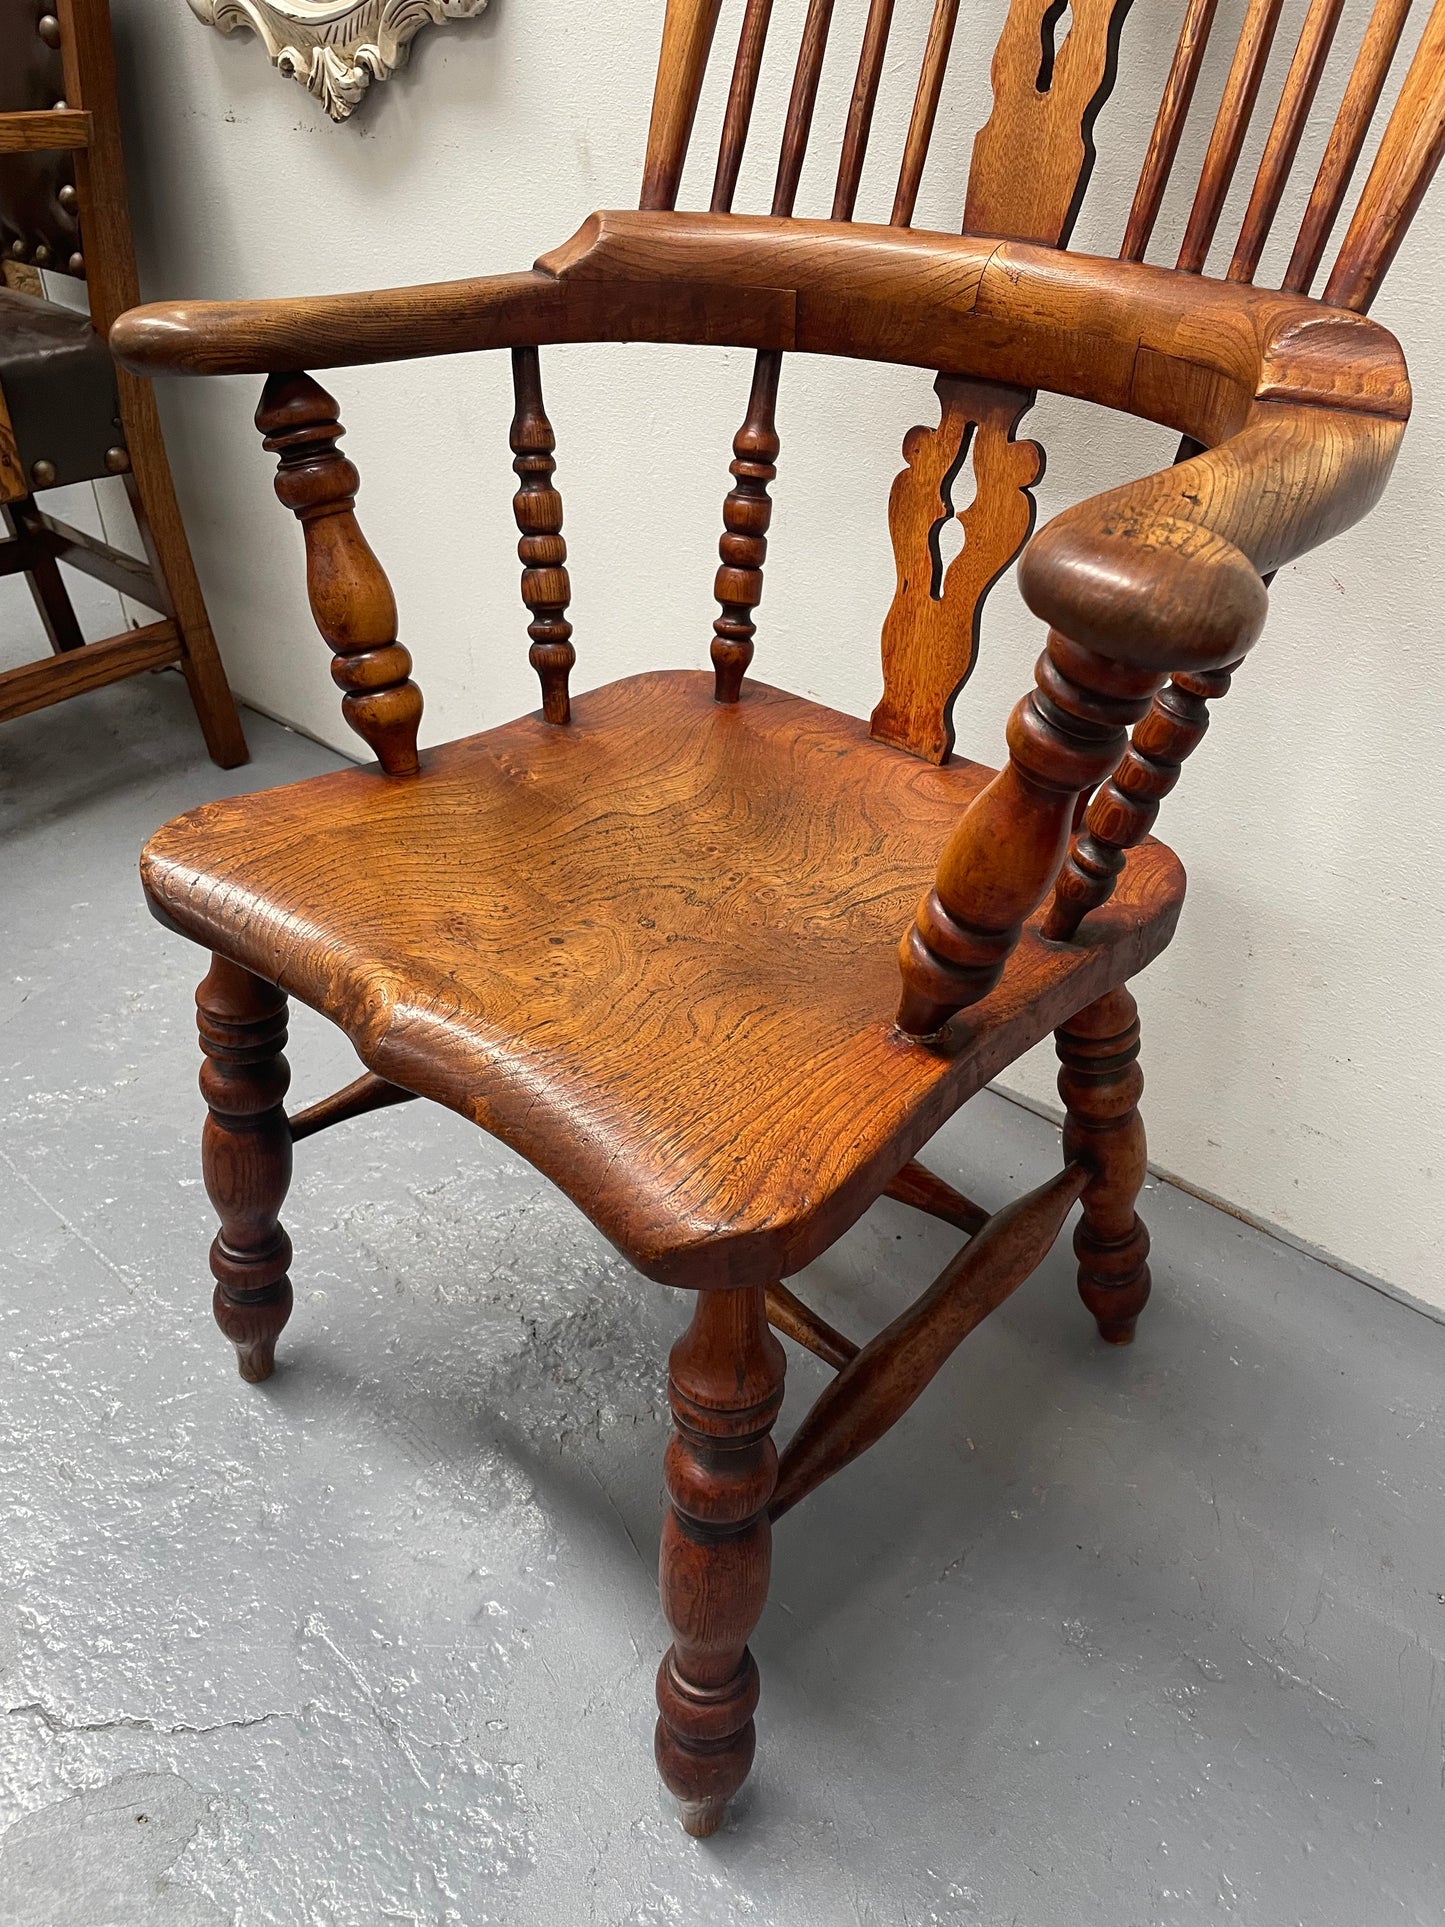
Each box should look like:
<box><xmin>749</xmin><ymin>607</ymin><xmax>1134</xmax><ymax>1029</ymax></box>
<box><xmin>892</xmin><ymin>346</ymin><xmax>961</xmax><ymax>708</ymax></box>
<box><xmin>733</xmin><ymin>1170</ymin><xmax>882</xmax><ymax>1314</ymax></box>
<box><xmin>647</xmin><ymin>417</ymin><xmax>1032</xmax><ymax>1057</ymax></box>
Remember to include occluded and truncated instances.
<box><xmin>114</xmin><ymin>0</ymin><xmax>1444</xmax><ymax>1836</ymax></box>
<box><xmin>0</xmin><ymin>0</ymin><xmax>246</xmax><ymax>764</ymax></box>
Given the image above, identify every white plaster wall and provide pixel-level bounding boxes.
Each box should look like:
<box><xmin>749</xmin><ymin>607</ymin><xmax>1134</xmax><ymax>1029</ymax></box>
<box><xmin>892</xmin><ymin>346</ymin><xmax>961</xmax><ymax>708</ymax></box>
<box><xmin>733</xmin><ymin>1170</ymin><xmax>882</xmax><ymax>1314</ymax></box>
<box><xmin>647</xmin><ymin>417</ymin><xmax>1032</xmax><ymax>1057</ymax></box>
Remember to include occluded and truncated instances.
<box><xmin>110</xmin><ymin>0</ymin><xmax>1444</xmax><ymax>1306</ymax></box>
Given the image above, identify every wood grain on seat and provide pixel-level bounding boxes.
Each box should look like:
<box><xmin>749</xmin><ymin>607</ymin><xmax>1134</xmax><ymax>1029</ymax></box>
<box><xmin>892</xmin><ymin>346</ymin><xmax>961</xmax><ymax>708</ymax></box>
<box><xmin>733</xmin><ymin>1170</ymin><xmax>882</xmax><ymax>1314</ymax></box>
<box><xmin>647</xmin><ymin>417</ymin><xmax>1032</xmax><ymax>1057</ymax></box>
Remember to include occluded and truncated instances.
<box><xmin>142</xmin><ymin>671</ymin><xmax>1183</xmax><ymax>1288</ymax></box>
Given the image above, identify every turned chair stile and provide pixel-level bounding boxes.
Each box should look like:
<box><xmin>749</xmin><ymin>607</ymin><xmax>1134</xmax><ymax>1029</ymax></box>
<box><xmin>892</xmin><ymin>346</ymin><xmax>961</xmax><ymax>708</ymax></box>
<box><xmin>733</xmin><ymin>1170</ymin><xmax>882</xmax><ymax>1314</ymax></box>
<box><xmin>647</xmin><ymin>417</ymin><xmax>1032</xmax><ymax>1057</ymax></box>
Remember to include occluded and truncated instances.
<box><xmin>112</xmin><ymin>0</ymin><xmax>1445</xmax><ymax>1836</ymax></box>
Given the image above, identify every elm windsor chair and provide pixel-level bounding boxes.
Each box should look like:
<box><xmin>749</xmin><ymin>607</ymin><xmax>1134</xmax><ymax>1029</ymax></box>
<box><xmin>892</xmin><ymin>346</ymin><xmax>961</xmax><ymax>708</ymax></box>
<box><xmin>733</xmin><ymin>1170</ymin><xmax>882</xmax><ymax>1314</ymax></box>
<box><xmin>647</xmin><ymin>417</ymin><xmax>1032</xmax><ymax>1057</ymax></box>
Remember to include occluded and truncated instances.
<box><xmin>112</xmin><ymin>0</ymin><xmax>1443</xmax><ymax>1836</ymax></box>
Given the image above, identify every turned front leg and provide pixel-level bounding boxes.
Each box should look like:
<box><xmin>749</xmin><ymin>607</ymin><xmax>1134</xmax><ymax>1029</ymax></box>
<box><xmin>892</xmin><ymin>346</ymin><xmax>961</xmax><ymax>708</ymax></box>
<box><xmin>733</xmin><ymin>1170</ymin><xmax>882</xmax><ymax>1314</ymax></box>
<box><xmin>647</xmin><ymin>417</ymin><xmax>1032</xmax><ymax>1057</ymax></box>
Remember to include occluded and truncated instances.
<box><xmin>1056</xmin><ymin>987</ymin><xmax>1151</xmax><ymax>1345</ymax></box>
<box><xmin>655</xmin><ymin>1285</ymin><xmax>786</xmax><ymax>1837</ymax></box>
<box><xmin>197</xmin><ymin>955</ymin><xmax>294</xmax><ymax>1382</ymax></box>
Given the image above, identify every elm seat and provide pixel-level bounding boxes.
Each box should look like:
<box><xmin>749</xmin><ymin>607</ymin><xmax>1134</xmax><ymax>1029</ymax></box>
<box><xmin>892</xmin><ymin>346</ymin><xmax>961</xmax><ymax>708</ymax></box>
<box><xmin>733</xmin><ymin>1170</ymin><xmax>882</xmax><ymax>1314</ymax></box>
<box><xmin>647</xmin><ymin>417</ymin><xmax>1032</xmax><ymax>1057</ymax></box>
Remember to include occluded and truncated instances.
<box><xmin>141</xmin><ymin>670</ymin><xmax>1184</xmax><ymax>1287</ymax></box>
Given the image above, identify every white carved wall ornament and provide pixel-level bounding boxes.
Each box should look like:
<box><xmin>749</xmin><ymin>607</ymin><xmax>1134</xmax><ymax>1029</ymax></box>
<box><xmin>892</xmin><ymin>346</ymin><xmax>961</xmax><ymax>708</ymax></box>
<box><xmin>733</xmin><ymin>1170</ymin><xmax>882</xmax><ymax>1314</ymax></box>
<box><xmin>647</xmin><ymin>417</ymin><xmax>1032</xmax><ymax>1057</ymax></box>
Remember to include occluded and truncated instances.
<box><xmin>185</xmin><ymin>0</ymin><xmax>488</xmax><ymax>120</ymax></box>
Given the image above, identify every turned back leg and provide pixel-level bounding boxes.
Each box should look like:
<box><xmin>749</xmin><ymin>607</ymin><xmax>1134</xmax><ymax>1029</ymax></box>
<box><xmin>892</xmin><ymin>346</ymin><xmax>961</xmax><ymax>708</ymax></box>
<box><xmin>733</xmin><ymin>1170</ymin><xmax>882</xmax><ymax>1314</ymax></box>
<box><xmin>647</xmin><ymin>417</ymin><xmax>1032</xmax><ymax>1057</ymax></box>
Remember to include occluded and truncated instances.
<box><xmin>196</xmin><ymin>955</ymin><xmax>294</xmax><ymax>1381</ymax></box>
<box><xmin>655</xmin><ymin>1284</ymin><xmax>786</xmax><ymax>1837</ymax></box>
<box><xmin>1055</xmin><ymin>986</ymin><xmax>1151</xmax><ymax>1345</ymax></box>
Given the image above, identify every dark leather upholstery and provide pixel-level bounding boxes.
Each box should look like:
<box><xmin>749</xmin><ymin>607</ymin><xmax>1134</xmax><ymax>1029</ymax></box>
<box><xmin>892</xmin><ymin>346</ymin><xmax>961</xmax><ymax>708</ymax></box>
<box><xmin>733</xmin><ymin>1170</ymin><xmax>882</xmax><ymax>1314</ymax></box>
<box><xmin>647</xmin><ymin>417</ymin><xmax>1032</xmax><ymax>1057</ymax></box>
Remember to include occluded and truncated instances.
<box><xmin>0</xmin><ymin>288</ymin><xmax>120</xmax><ymax>487</ymax></box>
<box><xmin>0</xmin><ymin>1</ymin><xmax>81</xmax><ymax>273</ymax></box>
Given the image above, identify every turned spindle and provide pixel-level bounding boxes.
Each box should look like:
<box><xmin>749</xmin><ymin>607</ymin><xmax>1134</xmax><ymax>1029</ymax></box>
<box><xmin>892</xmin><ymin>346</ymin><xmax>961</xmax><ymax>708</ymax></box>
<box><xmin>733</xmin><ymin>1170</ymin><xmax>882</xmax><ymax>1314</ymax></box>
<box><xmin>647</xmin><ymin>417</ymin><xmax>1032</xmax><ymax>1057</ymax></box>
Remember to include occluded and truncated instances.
<box><xmin>896</xmin><ymin>631</ymin><xmax>1162</xmax><ymax>1037</ymax></box>
<box><xmin>510</xmin><ymin>346</ymin><xmax>575</xmax><ymax>724</ymax></box>
<box><xmin>712</xmin><ymin>349</ymin><xmax>782</xmax><ymax>703</ymax></box>
<box><xmin>196</xmin><ymin>955</ymin><xmax>294</xmax><ymax>1382</ymax></box>
<box><xmin>256</xmin><ymin>372</ymin><xmax>423</xmax><ymax>774</ymax></box>
<box><xmin>656</xmin><ymin>1285</ymin><xmax>785</xmax><ymax>1837</ymax></box>
<box><xmin>1056</xmin><ymin>987</ymin><xmax>1152</xmax><ymax>1344</ymax></box>
<box><xmin>1045</xmin><ymin>660</ymin><xmax>1240</xmax><ymax>940</ymax></box>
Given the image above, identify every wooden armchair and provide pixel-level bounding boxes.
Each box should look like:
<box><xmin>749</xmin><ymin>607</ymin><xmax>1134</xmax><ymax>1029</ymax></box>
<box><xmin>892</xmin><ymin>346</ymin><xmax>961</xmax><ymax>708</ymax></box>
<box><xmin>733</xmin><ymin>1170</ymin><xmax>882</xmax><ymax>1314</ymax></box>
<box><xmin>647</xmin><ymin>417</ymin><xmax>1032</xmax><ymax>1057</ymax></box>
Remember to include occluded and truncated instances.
<box><xmin>111</xmin><ymin>0</ymin><xmax>1443</xmax><ymax>1836</ymax></box>
<box><xmin>0</xmin><ymin>0</ymin><xmax>245</xmax><ymax>763</ymax></box>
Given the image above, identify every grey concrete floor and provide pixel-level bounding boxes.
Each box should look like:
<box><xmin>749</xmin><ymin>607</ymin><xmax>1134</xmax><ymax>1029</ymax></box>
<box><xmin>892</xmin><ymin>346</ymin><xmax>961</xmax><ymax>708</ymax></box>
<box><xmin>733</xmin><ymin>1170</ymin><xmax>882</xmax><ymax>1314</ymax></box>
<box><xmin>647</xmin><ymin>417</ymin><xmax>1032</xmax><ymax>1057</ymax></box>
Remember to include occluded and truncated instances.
<box><xmin>2</xmin><ymin>669</ymin><xmax>1443</xmax><ymax>1927</ymax></box>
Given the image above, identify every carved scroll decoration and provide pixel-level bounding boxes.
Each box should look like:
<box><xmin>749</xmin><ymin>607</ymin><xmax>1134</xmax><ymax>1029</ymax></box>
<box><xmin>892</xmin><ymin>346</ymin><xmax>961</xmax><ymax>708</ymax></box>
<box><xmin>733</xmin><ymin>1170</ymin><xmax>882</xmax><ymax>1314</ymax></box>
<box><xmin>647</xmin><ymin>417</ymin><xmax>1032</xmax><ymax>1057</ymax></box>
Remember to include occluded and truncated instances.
<box><xmin>871</xmin><ymin>377</ymin><xmax>1042</xmax><ymax>765</ymax></box>
<box><xmin>185</xmin><ymin>0</ymin><xmax>488</xmax><ymax>121</ymax></box>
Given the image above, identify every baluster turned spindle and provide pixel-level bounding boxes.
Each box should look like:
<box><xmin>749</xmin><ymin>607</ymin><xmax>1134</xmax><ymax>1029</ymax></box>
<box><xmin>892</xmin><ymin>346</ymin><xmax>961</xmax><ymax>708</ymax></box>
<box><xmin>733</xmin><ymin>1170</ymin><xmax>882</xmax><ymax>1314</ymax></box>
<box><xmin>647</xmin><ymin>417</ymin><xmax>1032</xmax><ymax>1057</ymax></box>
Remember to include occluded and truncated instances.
<box><xmin>712</xmin><ymin>349</ymin><xmax>783</xmax><ymax>702</ymax></box>
<box><xmin>1044</xmin><ymin>660</ymin><xmax>1239</xmax><ymax>941</ymax></box>
<box><xmin>256</xmin><ymin>373</ymin><xmax>422</xmax><ymax>775</ymax></box>
<box><xmin>510</xmin><ymin>347</ymin><xmax>575</xmax><ymax>724</ymax></box>
<box><xmin>897</xmin><ymin>633</ymin><xmax>1163</xmax><ymax>1037</ymax></box>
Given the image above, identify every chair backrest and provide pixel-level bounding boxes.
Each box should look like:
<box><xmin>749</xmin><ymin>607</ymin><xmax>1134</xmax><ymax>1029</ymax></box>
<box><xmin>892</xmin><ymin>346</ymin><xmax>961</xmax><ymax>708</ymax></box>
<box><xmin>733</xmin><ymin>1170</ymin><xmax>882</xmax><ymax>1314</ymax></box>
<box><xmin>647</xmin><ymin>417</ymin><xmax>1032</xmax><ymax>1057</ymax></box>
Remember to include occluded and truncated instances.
<box><xmin>639</xmin><ymin>0</ymin><xmax>1445</xmax><ymax>313</ymax></box>
<box><xmin>0</xmin><ymin>0</ymin><xmax>81</xmax><ymax>281</ymax></box>
<box><xmin>616</xmin><ymin>0</ymin><xmax>1445</xmax><ymax>763</ymax></box>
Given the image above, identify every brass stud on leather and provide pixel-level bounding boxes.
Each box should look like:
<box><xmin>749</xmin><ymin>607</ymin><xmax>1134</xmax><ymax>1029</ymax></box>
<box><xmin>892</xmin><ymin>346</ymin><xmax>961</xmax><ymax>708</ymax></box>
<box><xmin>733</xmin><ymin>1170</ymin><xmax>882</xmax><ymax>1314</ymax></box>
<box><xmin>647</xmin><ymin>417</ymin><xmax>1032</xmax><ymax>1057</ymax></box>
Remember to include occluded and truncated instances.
<box><xmin>33</xmin><ymin>244</ymin><xmax>51</xmax><ymax>266</ymax></box>
<box><xmin>37</xmin><ymin>12</ymin><xmax>61</xmax><ymax>44</ymax></box>
<box><xmin>104</xmin><ymin>446</ymin><xmax>130</xmax><ymax>474</ymax></box>
<box><xmin>30</xmin><ymin>460</ymin><xmax>57</xmax><ymax>489</ymax></box>
<box><xmin>52</xmin><ymin>98</ymin><xmax>67</xmax><ymax>111</ymax></box>
<box><xmin>68</xmin><ymin>252</ymin><xmax>85</xmax><ymax>277</ymax></box>
<box><xmin>58</xmin><ymin>183</ymin><xmax>78</xmax><ymax>212</ymax></box>
<box><xmin>8</xmin><ymin>239</ymin><xmax>25</xmax><ymax>258</ymax></box>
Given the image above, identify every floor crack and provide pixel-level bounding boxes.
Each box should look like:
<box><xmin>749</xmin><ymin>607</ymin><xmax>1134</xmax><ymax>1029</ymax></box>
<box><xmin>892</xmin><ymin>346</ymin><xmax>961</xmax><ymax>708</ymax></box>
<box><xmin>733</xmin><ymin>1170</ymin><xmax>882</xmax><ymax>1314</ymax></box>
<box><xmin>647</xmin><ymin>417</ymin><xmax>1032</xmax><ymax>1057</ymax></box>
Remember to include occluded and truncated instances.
<box><xmin>8</xmin><ymin>1698</ymin><xmax>303</xmax><ymax>1738</ymax></box>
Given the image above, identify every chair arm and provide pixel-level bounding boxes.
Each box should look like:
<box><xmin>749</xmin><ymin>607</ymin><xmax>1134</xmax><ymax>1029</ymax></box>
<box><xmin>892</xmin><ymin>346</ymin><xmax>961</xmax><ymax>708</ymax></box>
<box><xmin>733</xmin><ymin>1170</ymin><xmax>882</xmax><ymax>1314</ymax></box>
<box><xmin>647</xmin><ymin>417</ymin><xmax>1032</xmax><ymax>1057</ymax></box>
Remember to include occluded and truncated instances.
<box><xmin>1018</xmin><ymin>401</ymin><xmax>1405</xmax><ymax>674</ymax></box>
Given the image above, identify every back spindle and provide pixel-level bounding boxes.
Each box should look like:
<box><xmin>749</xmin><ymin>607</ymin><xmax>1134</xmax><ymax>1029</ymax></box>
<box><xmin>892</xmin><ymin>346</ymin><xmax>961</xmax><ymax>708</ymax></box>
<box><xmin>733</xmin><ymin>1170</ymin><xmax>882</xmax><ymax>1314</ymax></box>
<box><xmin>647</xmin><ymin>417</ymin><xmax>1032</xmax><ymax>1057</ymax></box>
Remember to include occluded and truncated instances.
<box><xmin>712</xmin><ymin>347</ymin><xmax>783</xmax><ymax>702</ymax></box>
<box><xmin>714</xmin><ymin>0</ymin><xmax>776</xmax><ymax>214</ymax></box>
<box><xmin>1228</xmin><ymin>0</ymin><xmax>1346</xmax><ymax>281</ymax></box>
<box><xmin>1325</xmin><ymin>0</ymin><xmax>1445</xmax><ymax>309</ymax></box>
<box><xmin>774</xmin><ymin>0</ymin><xmax>839</xmax><ymax>216</ymax></box>
<box><xmin>1177</xmin><ymin>0</ymin><xmax>1286</xmax><ymax>272</ymax></box>
<box><xmin>892</xmin><ymin>0</ymin><xmax>962</xmax><ymax>227</ymax></box>
<box><xmin>1122</xmin><ymin>0</ymin><xmax>1221</xmax><ymax>261</ymax></box>
<box><xmin>510</xmin><ymin>347</ymin><xmax>574</xmax><ymax>725</ymax></box>
<box><xmin>833</xmin><ymin>0</ymin><xmax>899</xmax><ymax>220</ymax></box>
<box><xmin>1284</xmin><ymin>0</ymin><xmax>1414</xmax><ymax>293</ymax></box>
<box><xmin>641</xmin><ymin>0</ymin><xmax>725</xmax><ymax>211</ymax></box>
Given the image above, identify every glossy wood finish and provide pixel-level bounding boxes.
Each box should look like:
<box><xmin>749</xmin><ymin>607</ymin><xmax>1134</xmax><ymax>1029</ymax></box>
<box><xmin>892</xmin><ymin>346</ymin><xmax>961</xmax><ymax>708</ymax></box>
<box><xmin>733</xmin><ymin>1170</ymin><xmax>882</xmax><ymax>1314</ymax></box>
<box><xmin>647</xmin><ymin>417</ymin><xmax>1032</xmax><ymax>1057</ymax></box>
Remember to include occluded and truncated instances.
<box><xmin>142</xmin><ymin>671</ymin><xmax>1185</xmax><ymax>1290</ymax></box>
<box><xmin>1121</xmin><ymin>0</ymin><xmax>1220</xmax><ymax>262</ymax></box>
<box><xmin>1056</xmin><ymin>987</ymin><xmax>1151</xmax><ymax>1344</ymax></box>
<box><xmin>255</xmin><ymin>372</ymin><xmax>423</xmax><ymax>773</ymax></box>
<box><xmin>196</xmin><ymin>955</ymin><xmax>294</xmax><ymax>1382</ymax></box>
<box><xmin>883</xmin><ymin>1159</ymin><xmax>989</xmax><ymax>1236</ymax></box>
<box><xmin>1228</xmin><ymin>0</ymin><xmax>1346</xmax><ymax>283</ymax></box>
<box><xmin>509</xmin><ymin>346</ymin><xmax>574</xmax><ymax>724</ymax></box>
<box><xmin>872</xmin><ymin>376</ymin><xmax>1041</xmax><ymax>763</ymax></box>
<box><xmin>113</xmin><ymin>0</ymin><xmax>1445</xmax><ymax>1836</ymax></box>
<box><xmin>656</xmin><ymin>1285</ymin><xmax>785</xmax><ymax>1836</ymax></box>
<box><xmin>764</xmin><ymin>1281</ymin><xmax>859</xmax><ymax>1370</ymax></box>
<box><xmin>0</xmin><ymin>0</ymin><xmax>245</xmax><ymax>765</ymax></box>
<box><xmin>1177</xmin><ymin>0</ymin><xmax>1286</xmax><ymax>273</ymax></box>
<box><xmin>711</xmin><ymin>349</ymin><xmax>781</xmax><ymax>701</ymax></box>
<box><xmin>965</xmin><ymin>0</ymin><xmax>1133</xmax><ymax>245</ymax></box>
<box><xmin>1284</xmin><ymin>0</ymin><xmax>1413</xmax><ymax>294</ymax></box>
<box><xmin>1046</xmin><ymin>660</ymin><xmax>1238</xmax><ymax>939</ymax></box>
<box><xmin>770</xmin><ymin>1162</ymin><xmax>1089</xmax><ymax>1518</ymax></box>
<box><xmin>1326</xmin><ymin>0</ymin><xmax>1445</xmax><ymax>311</ymax></box>
<box><xmin>891</xmin><ymin>0</ymin><xmax>960</xmax><ymax>229</ymax></box>
<box><xmin>288</xmin><ymin>1068</ymin><xmax>417</xmax><ymax>1142</ymax></box>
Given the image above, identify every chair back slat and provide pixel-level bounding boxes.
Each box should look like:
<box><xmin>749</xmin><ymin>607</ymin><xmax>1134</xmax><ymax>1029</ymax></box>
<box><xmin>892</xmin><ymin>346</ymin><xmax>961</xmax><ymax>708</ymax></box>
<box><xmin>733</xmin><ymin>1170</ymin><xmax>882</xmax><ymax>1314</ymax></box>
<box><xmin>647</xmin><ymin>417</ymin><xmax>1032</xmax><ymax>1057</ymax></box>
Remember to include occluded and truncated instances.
<box><xmin>1324</xmin><ymin>0</ymin><xmax>1445</xmax><ymax>307</ymax></box>
<box><xmin>773</xmin><ymin>0</ymin><xmax>839</xmax><ymax>217</ymax></box>
<box><xmin>1228</xmin><ymin>0</ymin><xmax>1346</xmax><ymax>281</ymax></box>
<box><xmin>833</xmin><ymin>0</ymin><xmax>898</xmax><ymax>221</ymax></box>
<box><xmin>964</xmin><ymin>0</ymin><xmax>1136</xmax><ymax>246</ymax></box>
<box><xmin>1283</xmin><ymin>0</ymin><xmax>1413</xmax><ymax>291</ymax></box>
<box><xmin>1121</xmin><ymin>0</ymin><xmax>1221</xmax><ymax>262</ymax></box>
<box><xmin>713</xmin><ymin>0</ymin><xmax>776</xmax><ymax>213</ymax></box>
<box><xmin>1177</xmin><ymin>0</ymin><xmax>1287</xmax><ymax>271</ymax></box>
<box><xmin>641</xmin><ymin>0</ymin><xmax>725</xmax><ymax>211</ymax></box>
<box><xmin>892</xmin><ymin>0</ymin><xmax>962</xmax><ymax>228</ymax></box>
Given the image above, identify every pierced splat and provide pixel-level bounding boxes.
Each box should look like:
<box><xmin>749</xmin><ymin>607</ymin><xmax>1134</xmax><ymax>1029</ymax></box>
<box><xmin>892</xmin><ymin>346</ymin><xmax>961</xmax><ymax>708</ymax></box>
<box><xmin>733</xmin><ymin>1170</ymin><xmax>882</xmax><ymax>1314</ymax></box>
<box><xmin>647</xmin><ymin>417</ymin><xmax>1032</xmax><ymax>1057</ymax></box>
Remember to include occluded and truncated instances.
<box><xmin>965</xmin><ymin>0</ymin><xmax>1135</xmax><ymax>246</ymax></box>
<box><xmin>872</xmin><ymin>378</ymin><xmax>1042</xmax><ymax>765</ymax></box>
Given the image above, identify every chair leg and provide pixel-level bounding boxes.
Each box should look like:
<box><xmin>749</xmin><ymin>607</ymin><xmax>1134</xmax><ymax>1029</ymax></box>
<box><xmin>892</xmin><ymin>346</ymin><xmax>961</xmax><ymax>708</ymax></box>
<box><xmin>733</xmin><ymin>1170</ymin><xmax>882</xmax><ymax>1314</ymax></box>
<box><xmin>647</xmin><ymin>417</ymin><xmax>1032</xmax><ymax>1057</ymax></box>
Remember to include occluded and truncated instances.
<box><xmin>196</xmin><ymin>954</ymin><xmax>293</xmax><ymax>1381</ymax></box>
<box><xmin>119</xmin><ymin>375</ymin><xmax>250</xmax><ymax>769</ymax></box>
<box><xmin>3</xmin><ymin>500</ymin><xmax>85</xmax><ymax>653</ymax></box>
<box><xmin>1055</xmin><ymin>985</ymin><xmax>1152</xmax><ymax>1345</ymax></box>
<box><xmin>655</xmin><ymin>1284</ymin><xmax>785</xmax><ymax>1837</ymax></box>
